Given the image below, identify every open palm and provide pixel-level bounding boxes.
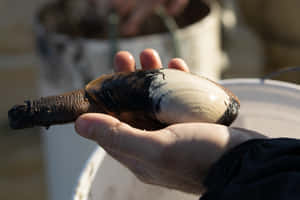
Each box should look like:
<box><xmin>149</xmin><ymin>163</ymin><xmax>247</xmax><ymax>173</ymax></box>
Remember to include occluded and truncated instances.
<box><xmin>75</xmin><ymin>49</ymin><xmax>266</xmax><ymax>194</ymax></box>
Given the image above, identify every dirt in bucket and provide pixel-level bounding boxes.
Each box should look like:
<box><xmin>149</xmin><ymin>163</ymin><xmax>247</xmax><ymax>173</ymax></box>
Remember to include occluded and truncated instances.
<box><xmin>37</xmin><ymin>0</ymin><xmax>210</xmax><ymax>39</ymax></box>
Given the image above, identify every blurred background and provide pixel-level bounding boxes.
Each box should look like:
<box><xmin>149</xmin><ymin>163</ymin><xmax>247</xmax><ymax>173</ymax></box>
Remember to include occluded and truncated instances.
<box><xmin>1</xmin><ymin>0</ymin><xmax>300</xmax><ymax>199</ymax></box>
<box><xmin>0</xmin><ymin>0</ymin><xmax>47</xmax><ymax>199</ymax></box>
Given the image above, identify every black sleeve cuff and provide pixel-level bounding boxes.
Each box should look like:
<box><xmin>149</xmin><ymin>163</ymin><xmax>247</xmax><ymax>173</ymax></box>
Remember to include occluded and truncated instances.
<box><xmin>200</xmin><ymin>138</ymin><xmax>300</xmax><ymax>200</ymax></box>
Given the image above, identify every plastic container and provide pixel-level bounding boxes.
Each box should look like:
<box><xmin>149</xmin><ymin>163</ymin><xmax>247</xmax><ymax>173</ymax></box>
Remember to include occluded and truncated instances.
<box><xmin>73</xmin><ymin>78</ymin><xmax>300</xmax><ymax>200</ymax></box>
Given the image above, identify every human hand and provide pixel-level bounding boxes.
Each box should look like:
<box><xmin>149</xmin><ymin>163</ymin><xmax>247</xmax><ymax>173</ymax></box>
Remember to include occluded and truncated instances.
<box><xmin>111</xmin><ymin>0</ymin><xmax>189</xmax><ymax>35</ymax></box>
<box><xmin>75</xmin><ymin>49</ymin><xmax>267</xmax><ymax>194</ymax></box>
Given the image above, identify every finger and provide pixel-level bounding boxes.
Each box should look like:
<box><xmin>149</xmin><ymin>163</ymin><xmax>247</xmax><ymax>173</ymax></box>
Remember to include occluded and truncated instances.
<box><xmin>75</xmin><ymin>113</ymin><xmax>163</xmax><ymax>161</ymax></box>
<box><xmin>114</xmin><ymin>51</ymin><xmax>136</xmax><ymax>72</ymax></box>
<box><xmin>168</xmin><ymin>58</ymin><xmax>190</xmax><ymax>72</ymax></box>
<box><xmin>165</xmin><ymin>0</ymin><xmax>188</xmax><ymax>15</ymax></box>
<box><xmin>140</xmin><ymin>48</ymin><xmax>163</xmax><ymax>70</ymax></box>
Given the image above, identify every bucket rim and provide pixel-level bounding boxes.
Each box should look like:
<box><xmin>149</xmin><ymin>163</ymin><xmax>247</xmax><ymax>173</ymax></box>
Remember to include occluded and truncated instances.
<box><xmin>72</xmin><ymin>147</ymin><xmax>105</xmax><ymax>200</ymax></box>
<box><xmin>220</xmin><ymin>78</ymin><xmax>300</xmax><ymax>92</ymax></box>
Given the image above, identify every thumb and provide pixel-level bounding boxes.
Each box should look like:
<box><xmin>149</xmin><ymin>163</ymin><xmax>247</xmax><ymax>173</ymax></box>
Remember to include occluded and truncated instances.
<box><xmin>75</xmin><ymin>113</ymin><xmax>162</xmax><ymax>159</ymax></box>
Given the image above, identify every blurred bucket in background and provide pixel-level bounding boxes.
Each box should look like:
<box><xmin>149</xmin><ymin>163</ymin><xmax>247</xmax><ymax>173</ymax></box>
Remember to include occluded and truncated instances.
<box><xmin>237</xmin><ymin>0</ymin><xmax>300</xmax><ymax>83</ymax></box>
<box><xmin>34</xmin><ymin>1</ymin><xmax>224</xmax><ymax>199</ymax></box>
<box><xmin>73</xmin><ymin>78</ymin><xmax>300</xmax><ymax>200</ymax></box>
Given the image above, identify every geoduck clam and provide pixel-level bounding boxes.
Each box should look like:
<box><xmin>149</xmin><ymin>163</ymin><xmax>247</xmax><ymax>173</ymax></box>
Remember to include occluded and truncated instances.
<box><xmin>8</xmin><ymin>68</ymin><xmax>240</xmax><ymax>130</ymax></box>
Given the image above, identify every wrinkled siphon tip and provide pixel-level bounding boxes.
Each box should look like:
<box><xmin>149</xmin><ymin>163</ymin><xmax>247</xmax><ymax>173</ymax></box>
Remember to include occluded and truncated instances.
<box><xmin>7</xmin><ymin>89</ymin><xmax>96</xmax><ymax>130</ymax></box>
<box><xmin>8</xmin><ymin>103</ymin><xmax>33</xmax><ymax>129</ymax></box>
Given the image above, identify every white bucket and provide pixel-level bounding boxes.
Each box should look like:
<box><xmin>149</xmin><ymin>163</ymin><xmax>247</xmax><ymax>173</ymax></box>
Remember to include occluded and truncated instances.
<box><xmin>73</xmin><ymin>78</ymin><xmax>300</xmax><ymax>200</ymax></box>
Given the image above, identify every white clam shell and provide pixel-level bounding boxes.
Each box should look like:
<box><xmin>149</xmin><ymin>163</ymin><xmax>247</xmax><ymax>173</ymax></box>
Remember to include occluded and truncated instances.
<box><xmin>149</xmin><ymin>69</ymin><xmax>231</xmax><ymax>124</ymax></box>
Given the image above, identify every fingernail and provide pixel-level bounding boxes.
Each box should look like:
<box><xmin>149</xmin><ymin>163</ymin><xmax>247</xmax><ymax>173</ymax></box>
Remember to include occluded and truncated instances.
<box><xmin>114</xmin><ymin>51</ymin><xmax>135</xmax><ymax>72</ymax></box>
<box><xmin>75</xmin><ymin>117</ymin><xmax>93</xmax><ymax>139</ymax></box>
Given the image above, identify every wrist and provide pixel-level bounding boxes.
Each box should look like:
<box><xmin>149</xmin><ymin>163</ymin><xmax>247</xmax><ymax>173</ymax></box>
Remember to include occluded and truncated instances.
<box><xmin>226</xmin><ymin>127</ymin><xmax>268</xmax><ymax>152</ymax></box>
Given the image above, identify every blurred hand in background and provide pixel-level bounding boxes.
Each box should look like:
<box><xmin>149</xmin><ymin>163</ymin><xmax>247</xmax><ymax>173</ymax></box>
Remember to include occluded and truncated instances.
<box><xmin>112</xmin><ymin>0</ymin><xmax>189</xmax><ymax>35</ymax></box>
<box><xmin>89</xmin><ymin>0</ymin><xmax>189</xmax><ymax>35</ymax></box>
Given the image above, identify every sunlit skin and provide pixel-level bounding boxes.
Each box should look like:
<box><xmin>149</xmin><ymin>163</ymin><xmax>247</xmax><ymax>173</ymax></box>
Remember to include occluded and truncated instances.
<box><xmin>75</xmin><ymin>49</ymin><xmax>267</xmax><ymax>194</ymax></box>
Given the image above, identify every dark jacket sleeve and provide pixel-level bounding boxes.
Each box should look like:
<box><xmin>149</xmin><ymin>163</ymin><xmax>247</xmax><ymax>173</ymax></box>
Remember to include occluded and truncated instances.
<box><xmin>200</xmin><ymin>138</ymin><xmax>300</xmax><ymax>200</ymax></box>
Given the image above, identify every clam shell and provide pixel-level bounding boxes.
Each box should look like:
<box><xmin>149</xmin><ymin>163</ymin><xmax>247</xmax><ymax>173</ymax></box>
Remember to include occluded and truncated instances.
<box><xmin>86</xmin><ymin>68</ymin><xmax>239</xmax><ymax>127</ymax></box>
